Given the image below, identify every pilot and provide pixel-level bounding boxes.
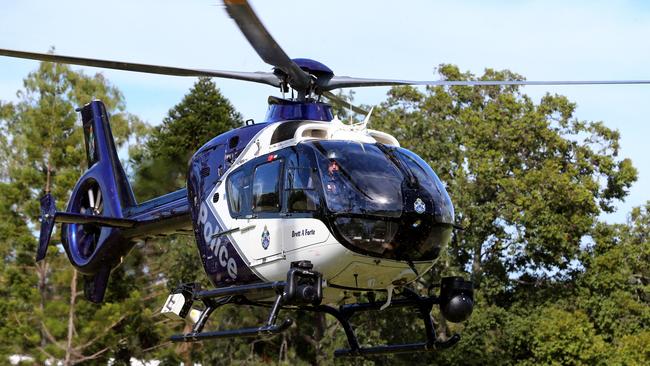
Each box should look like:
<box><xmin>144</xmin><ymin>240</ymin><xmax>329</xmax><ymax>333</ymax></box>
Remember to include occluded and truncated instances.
<box><xmin>325</xmin><ymin>157</ymin><xmax>354</xmax><ymax>213</ymax></box>
<box><xmin>326</xmin><ymin>159</ymin><xmax>340</xmax><ymax>193</ymax></box>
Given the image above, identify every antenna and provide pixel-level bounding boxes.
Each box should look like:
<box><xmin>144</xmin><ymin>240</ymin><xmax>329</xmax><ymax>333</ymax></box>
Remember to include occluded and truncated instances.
<box><xmin>359</xmin><ymin>107</ymin><xmax>374</xmax><ymax>131</ymax></box>
<box><xmin>348</xmin><ymin>95</ymin><xmax>353</xmax><ymax>124</ymax></box>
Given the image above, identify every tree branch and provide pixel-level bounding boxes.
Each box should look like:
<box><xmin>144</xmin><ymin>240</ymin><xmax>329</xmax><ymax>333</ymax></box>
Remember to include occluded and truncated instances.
<box><xmin>37</xmin><ymin>346</ymin><xmax>58</xmax><ymax>363</ymax></box>
<box><xmin>40</xmin><ymin>321</ymin><xmax>66</xmax><ymax>351</ymax></box>
<box><xmin>142</xmin><ymin>341</ymin><xmax>172</xmax><ymax>354</ymax></box>
<box><xmin>142</xmin><ymin>289</ymin><xmax>166</xmax><ymax>302</ymax></box>
<box><xmin>76</xmin><ymin>314</ymin><xmax>128</xmax><ymax>351</ymax></box>
<box><xmin>76</xmin><ymin>315</ymin><xmax>126</xmax><ymax>350</ymax></box>
<box><xmin>71</xmin><ymin>346</ymin><xmax>111</xmax><ymax>365</ymax></box>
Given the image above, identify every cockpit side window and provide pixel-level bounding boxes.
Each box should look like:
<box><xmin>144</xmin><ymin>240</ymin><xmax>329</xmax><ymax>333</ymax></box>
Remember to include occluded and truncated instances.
<box><xmin>253</xmin><ymin>159</ymin><xmax>283</xmax><ymax>213</ymax></box>
<box><xmin>226</xmin><ymin>169</ymin><xmax>250</xmax><ymax>217</ymax></box>
<box><xmin>286</xmin><ymin>167</ymin><xmax>314</xmax><ymax>190</ymax></box>
<box><xmin>284</xmin><ymin>151</ymin><xmax>319</xmax><ymax>212</ymax></box>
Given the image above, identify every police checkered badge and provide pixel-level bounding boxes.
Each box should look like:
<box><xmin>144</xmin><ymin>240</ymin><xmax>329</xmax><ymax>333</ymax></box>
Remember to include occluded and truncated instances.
<box><xmin>414</xmin><ymin>198</ymin><xmax>426</xmax><ymax>214</ymax></box>
<box><xmin>261</xmin><ymin>225</ymin><xmax>270</xmax><ymax>249</ymax></box>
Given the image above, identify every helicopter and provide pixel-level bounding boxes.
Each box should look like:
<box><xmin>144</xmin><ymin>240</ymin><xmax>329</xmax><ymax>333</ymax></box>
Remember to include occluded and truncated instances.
<box><xmin>2</xmin><ymin>0</ymin><xmax>649</xmax><ymax>358</ymax></box>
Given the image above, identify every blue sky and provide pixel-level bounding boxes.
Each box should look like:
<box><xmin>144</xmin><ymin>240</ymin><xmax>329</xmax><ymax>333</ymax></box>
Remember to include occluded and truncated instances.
<box><xmin>1</xmin><ymin>0</ymin><xmax>648</xmax><ymax>223</ymax></box>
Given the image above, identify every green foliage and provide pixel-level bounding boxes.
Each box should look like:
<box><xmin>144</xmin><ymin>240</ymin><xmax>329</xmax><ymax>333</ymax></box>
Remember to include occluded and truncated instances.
<box><xmin>0</xmin><ymin>60</ymin><xmax>150</xmax><ymax>365</ymax></box>
<box><xmin>526</xmin><ymin>307</ymin><xmax>607</xmax><ymax>365</ymax></box>
<box><xmin>367</xmin><ymin>65</ymin><xmax>644</xmax><ymax>365</ymax></box>
<box><xmin>372</xmin><ymin>65</ymin><xmax>637</xmax><ymax>290</ymax></box>
<box><xmin>1</xmin><ymin>63</ymin><xmax>648</xmax><ymax>365</ymax></box>
<box><xmin>611</xmin><ymin>331</ymin><xmax>650</xmax><ymax>366</ymax></box>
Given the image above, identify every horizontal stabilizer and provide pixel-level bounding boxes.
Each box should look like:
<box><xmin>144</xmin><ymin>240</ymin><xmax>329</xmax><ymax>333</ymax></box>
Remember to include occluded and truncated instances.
<box><xmin>37</xmin><ymin>192</ymin><xmax>142</xmax><ymax>262</ymax></box>
<box><xmin>54</xmin><ymin>212</ymin><xmax>138</xmax><ymax>228</ymax></box>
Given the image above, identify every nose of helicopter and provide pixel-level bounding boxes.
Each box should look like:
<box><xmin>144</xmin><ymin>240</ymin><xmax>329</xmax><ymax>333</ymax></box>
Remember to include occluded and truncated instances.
<box><xmin>330</xmin><ymin>196</ymin><xmax>454</xmax><ymax>262</ymax></box>
<box><xmin>307</xmin><ymin>140</ymin><xmax>455</xmax><ymax>262</ymax></box>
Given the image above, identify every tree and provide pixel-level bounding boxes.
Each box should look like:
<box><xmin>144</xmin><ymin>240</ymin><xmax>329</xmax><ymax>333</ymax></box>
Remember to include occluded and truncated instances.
<box><xmin>366</xmin><ymin>65</ymin><xmax>638</xmax><ymax>365</ymax></box>
<box><xmin>576</xmin><ymin>203</ymin><xmax>650</xmax><ymax>364</ymax></box>
<box><xmin>130</xmin><ymin>77</ymin><xmax>261</xmax><ymax>365</ymax></box>
<box><xmin>372</xmin><ymin>65</ymin><xmax>636</xmax><ymax>290</ymax></box>
<box><xmin>132</xmin><ymin>76</ymin><xmax>242</xmax><ymax>201</ymax></box>
<box><xmin>3</xmin><ymin>62</ymin><xmax>646</xmax><ymax>364</ymax></box>
<box><xmin>0</xmin><ymin>59</ymin><xmax>151</xmax><ymax>365</ymax></box>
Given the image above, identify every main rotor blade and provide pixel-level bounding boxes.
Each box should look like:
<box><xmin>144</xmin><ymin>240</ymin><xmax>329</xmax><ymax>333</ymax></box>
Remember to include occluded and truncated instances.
<box><xmin>322</xmin><ymin>91</ymin><xmax>369</xmax><ymax>115</ymax></box>
<box><xmin>0</xmin><ymin>48</ymin><xmax>280</xmax><ymax>87</ymax></box>
<box><xmin>325</xmin><ymin>76</ymin><xmax>650</xmax><ymax>90</ymax></box>
<box><xmin>223</xmin><ymin>0</ymin><xmax>311</xmax><ymax>90</ymax></box>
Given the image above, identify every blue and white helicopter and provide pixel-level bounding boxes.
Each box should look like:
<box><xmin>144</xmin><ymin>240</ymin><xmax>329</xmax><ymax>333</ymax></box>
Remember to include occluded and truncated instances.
<box><xmin>3</xmin><ymin>0</ymin><xmax>645</xmax><ymax>357</ymax></box>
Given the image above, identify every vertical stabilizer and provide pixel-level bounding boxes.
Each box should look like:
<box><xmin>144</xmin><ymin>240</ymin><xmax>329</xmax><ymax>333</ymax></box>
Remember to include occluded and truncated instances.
<box><xmin>58</xmin><ymin>101</ymin><xmax>136</xmax><ymax>302</ymax></box>
<box><xmin>79</xmin><ymin>101</ymin><xmax>136</xmax><ymax>209</ymax></box>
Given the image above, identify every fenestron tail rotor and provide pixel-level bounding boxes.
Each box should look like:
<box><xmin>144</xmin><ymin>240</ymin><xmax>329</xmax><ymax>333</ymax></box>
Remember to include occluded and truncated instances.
<box><xmin>76</xmin><ymin>182</ymin><xmax>103</xmax><ymax>259</ymax></box>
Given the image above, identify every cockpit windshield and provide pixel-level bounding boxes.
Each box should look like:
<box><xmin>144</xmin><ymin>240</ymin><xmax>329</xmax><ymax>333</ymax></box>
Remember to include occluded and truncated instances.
<box><xmin>310</xmin><ymin>140</ymin><xmax>404</xmax><ymax>218</ymax></box>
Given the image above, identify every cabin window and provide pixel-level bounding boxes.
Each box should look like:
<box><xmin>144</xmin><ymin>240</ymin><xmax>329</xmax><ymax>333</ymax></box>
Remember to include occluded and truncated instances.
<box><xmin>226</xmin><ymin>170</ymin><xmax>250</xmax><ymax>216</ymax></box>
<box><xmin>252</xmin><ymin>160</ymin><xmax>283</xmax><ymax>213</ymax></box>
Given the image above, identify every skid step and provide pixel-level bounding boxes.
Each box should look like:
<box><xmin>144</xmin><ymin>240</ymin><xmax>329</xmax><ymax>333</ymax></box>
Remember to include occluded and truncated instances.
<box><xmin>170</xmin><ymin>319</ymin><xmax>293</xmax><ymax>342</ymax></box>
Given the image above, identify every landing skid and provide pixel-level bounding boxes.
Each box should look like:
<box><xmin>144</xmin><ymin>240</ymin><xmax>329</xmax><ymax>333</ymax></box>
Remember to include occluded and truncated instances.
<box><xmin>168</xmin><ymin>281</ymin><xmax>293</xmax><ymax>342</ymax></box>
<box><xmin>164</xmin><ymin>261</ymin><xmax>470</xmax><ymax>358</ymax></box>
<box><xmin>312</xmin><ymin>289</ymin><xmax>461</xmax><ymax>357</ymax></box>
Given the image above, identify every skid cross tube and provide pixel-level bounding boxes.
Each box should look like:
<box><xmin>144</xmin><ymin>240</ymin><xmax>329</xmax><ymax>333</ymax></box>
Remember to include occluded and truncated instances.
<box><xmin>170</xmin><ymin>319</ymin><xmax>293</xmax><ymax>342</ymax></box>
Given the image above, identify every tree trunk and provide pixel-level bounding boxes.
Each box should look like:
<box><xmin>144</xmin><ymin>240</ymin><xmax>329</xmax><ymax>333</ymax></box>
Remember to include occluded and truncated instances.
<box><xmin>64</xmin><ymin>269</ymin><xmax>78</xmax><ymax>366</ymax></box>
<box><xmin>178</xmin><ymin>322</ymin><xmax>193</xmax><ymax>366</ymax></box>
<box><xmin>471</xmin><ymin>242</ymin><xmax>483</xmax><ymax>287</ymax></box>
<box><xmin>37</xmin><ymin>260</ymin><xmax>49</xmax><ymax>348</ymax></box>
<box><xmin>314</xmin><ymin>313</ymin><xmax>326</xmax><ymax>365</ymax></box>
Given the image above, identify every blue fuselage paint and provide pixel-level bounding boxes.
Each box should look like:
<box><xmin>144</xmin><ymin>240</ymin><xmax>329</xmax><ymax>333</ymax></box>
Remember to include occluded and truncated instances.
<box><xmin>187</xmin><ymin>123</ymin><xmax>268</xmax><ymax>286</ymax></box>
<box><xmin>56</xmin><ymin>100</ymin><xmax>345</xmax><ymax>301</ymax></box>
<box><xmin>62</xmin><ymin>101</ymin><xmax>136</xmax><ymax>273</ymax></box>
